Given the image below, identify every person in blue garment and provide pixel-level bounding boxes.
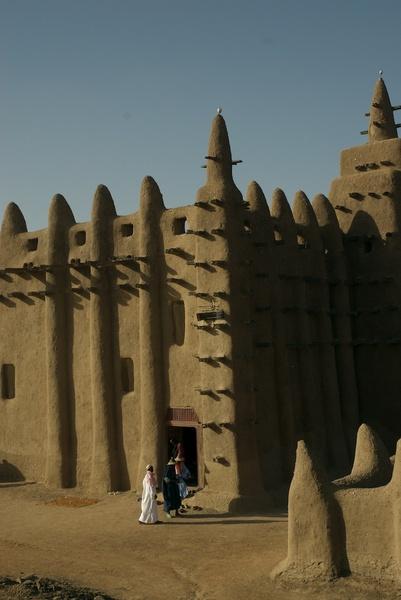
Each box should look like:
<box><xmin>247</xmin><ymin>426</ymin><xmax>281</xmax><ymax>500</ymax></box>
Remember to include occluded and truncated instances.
<box><xmin>175</xmin><ymin>457</ymin><xmax>190</xmax><ymax>499</ymax></box>
<box><xmin>162</xmin><ymin>458</ymin><xmax>181</xmax><ymax>518</ymax></box>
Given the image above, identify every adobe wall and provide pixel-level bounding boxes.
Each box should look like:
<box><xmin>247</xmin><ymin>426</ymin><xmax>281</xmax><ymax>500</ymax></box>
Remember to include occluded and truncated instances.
<box><xmin>0</xmin><ymin>260</ymin><xmax>47</xmax><ymax>481</ymax></box>
<box><xmin>10</xmin><ymin>80</ymin><xmax>401</xmax><ymax>505</ymax></box>
<box><xmin>0</xmin><ymin>190</ymin><xmax>148</xmax><ymax>491</ymax></box>
<box><xmin>0</xmin><ymin>111</ymin><xmax>362</xmax><ymax>507</ymax></box>
<box><xmin>272</xmin><ymin>424</ymin><xmax>400</xmax><ymax>582</ymax></box>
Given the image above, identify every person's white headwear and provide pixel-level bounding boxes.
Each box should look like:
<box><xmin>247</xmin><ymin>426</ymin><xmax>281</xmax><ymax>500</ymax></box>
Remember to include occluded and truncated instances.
<box><xmin>146</xmin><ymin>464</ymin><xmax>153</xmax><ymax>470</ymax></box>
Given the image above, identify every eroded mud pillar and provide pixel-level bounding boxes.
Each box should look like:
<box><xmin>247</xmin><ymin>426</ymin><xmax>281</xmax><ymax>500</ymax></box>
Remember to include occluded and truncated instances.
<box><xmin>270</xmin><ymin>189</ymin><xmax>302</xmax><ymax>475</ymax></box>
<box><xmin>282</xmin><ymin>191</ymin><xmax>326</xmax><ymax>461</ymax></box>
<box><xmin>293</xmin><ymin>191</ymin><xmax>348</xmax><ymax>472</ymax></box>
<box><xmin>89</xmin><ymin>185</ymin><xmax>118</xmax><ymax>492</ymax></box>
<box><xmin>136</xmin><ymin>176</ymin><xmax>166</xmax><ymax>490</ymax></box>
<box><xmin>45</xmin><ymin>195</ymin><xmax>75</xmax><ymax>487</ymax></box>
<box><xmin>247</xmin><ymin>181</ymin><xmax>283</xmax><ymax>487</ymax></box>
<box><xmin>313</xmin><ymin>194</ymin><xmax>359</xmax><ymax>455</ymax></box>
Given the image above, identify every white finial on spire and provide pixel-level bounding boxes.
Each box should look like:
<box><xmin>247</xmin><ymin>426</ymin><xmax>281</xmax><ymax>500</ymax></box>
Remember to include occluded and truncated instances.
<box><xmin>379</xmin><ymin>69</ymin><xmax>383</xmax><ymax>78</ymax></box>
<box><xmin>217</xmin><ymin>107</ymin><xmax>223</xmax><ymax>115</ymax></box>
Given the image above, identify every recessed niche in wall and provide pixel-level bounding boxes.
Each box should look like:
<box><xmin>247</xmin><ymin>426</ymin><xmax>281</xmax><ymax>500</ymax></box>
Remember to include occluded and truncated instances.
<box><xmin>364</xmin><ymin>239</ymin><xmax>373</xmax><ymax>253</ymax></box>
<box><xmin>1</xmin><ymin>364</ymin><xmax>15</xmax><ymax>399</ymax></box>
<box><xmin>172</xmin><ymin>299</ymin><xmax>185</xmax><ymax>345</ymax></box>
<box><xmin>27</xmin><ymin>238</ymin><xmax>38</xmax><ymax>252</ymax></box>
<box><xmin>121</xmin><ymin>358</ymin><xmax>134</xmax><ymax>393</ymax></box>
<box><xmin>121</xmin><ymin>223</ymin><xmax>134</xmax><ymax>237</ymax></box>
<box><xmin>173</xmin><ymin>217</ymin><xmax>187</xmax><ymax>235</ymax></box>
<box><xmin>75</xmin><ymin>230</ymin><xmax>86</xmax><ymax>246</ymax></box>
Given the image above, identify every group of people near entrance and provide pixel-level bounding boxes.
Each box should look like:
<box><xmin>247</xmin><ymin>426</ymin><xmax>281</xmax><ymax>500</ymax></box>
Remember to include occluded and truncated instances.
<box><xmin>138</xmin><ymin>440</ymin><xmax>191</xmax><ymax>525</ymax></box>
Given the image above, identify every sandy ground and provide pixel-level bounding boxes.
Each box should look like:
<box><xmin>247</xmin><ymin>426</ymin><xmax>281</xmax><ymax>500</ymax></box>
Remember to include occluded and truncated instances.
<box><xmin>0</xmin><ymin>483</ymin><xmax>400</xmax><ymax>600</ymax></box>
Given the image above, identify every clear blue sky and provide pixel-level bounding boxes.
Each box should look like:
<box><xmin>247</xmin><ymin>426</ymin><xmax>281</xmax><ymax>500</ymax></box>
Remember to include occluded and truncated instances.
<box><xmin>0</xmin><ymin>0</ymin><xmax>400</xmax><ymax>230</ymax></box>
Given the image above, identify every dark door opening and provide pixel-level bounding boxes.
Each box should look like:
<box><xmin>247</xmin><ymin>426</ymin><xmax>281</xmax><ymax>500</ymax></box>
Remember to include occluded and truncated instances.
<box><xmin>167</xmin><ymin>425</ymin><xmax>198</xmax><ymax>487</ymax></box>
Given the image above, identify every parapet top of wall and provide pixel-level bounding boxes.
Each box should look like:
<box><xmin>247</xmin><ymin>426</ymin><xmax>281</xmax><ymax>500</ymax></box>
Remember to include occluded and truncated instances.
<box><xmin>0</xmin><ymin>177</ymin><xmax>346</xmax><ymax>269</ymax></box>
<box><xmin>0</xmin><ymin>198</ymin><xmax>205</xmax><ymax>268</ymax></box>
<box><xmin>0</xmin><ymin>227</ymin><xmax>49</xmax><ymax>266</ymax></box>
<box><xmin>340</xmin><ymin>138</ymin><xmax>401</xmax><ymax>177</ymax></box>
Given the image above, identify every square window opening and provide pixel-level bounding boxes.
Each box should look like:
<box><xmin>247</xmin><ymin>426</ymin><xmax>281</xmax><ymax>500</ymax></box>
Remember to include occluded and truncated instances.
<box><xmin>273</xmin><ymin>226</ymin><xmax>283</xmax><ymax>244</ymax></box>
<box><xmin>121</xmin><ymin>223</ymin><xmax>134</xmax><ymax>237</ymax></box>
<box><xmin>297</xmin><ymin>234</ymin><xmax>309</xmax><ymax>249</ymax></box>
<box><xmin>27</xmin><ymin>238</ymin><xmax>38</xmax><ymax>252</ymax></box>
<box><xmin>173</xmin><ymin>217</ymin><xmax>187</xmax><ymax>235</ymax></box>
<box><xmin>243</xmin><ymin>220</ymin><xmax>251</xmax><ymax>234</ymax></box>
<box><xmin>75</xmin><ymin>231</ymin><xmax>86</xmax><ymax>246</ymax></box>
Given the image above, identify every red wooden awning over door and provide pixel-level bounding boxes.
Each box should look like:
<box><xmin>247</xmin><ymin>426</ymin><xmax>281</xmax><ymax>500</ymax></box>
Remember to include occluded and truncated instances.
<box><xmin>167</xmin><ymin>407</ymin><xmax>199</xmax><ymax>423</ymax></box>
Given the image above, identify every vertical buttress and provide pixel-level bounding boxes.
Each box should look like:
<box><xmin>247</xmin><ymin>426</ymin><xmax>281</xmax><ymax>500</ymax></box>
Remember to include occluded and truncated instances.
<box><xmin>136</xmin><ymin>176</ymin><xmax>166</xmax><ymax>489</ymax></box>
<box><xmin>284</xmin><ymin>192</ymin><xmax>327</xmax><ymax>459</ymax></box>
<box><xmin>89</xmin><ymin>185</ymin><xmax>118</xmax><ymax>492</ymax></box>
<box><xmin>270</xmin><ymin>189</ymin><xmax>300</xmax><ymax>475</ymax></box>
<box><xmin>247</xmin><ymin>181</ymin><xmax>283</xmax><ymax>486</ymax></box>
<box><xmin>45</xmin><ymin>195</ymin><xmax>74</xmax><ymax>487</ymax></box>
<box><xmin>293</xmin><ymin>191</ymin><xmax>348</xmax><ymax>472</ymax></box>
<box><xmin>313</xmin><ymin>194</ymin><xmax>359</xmax><ymax>455</ymax></box>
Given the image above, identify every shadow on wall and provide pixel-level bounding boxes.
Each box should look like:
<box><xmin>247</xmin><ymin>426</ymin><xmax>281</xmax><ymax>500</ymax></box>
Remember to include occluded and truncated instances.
<box><xmin>348</xmin><ymin>209</ymin><xmax>382</xmax><ymax>238</ymax></box>
<box><xmin>0</xmin><ymin>459</ymin><xmax>25</xmax><ymax>482</ymax></box>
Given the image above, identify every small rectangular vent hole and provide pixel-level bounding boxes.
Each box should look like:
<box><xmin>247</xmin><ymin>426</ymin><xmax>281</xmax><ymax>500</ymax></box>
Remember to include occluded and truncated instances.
<box><xmin>121</xmin><ymin>223</ymin><xmax>134</xmax><ymax>237</ymax></box>
<box><xmin>27</xmin><ymin>238</ymin><xmax>38</xmax><ymax>252</ymax></box>
<box><xmin>75</xmin><ymin>231</ymin><xmax>86</xmax><ymax>246</ymax></box>
<box><xmin>196</xmin><ymin>310</ymin><xmax>224</xmax><ymax>321</ymax></box>
<box><xmin>173</xmin><ymin>217</ymin><xmax>187</xmax><ymax>235</ymax></box>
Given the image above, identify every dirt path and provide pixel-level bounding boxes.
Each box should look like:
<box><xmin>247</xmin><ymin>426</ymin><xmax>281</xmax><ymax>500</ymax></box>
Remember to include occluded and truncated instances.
<box><xmin>0</xmin><ymin>483</ymin><xmax>398</xmax><ymax>600</ymax></box>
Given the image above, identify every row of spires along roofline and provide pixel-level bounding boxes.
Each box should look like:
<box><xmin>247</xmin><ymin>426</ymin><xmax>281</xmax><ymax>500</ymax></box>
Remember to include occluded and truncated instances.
<box><xmin>249</xmin><ymin>185</ymin><xmax>343</xmax><ymax>251</ymax></box>
<box><xmin>0</xmin><ymin>115</ymin><xmax>342</xmax><ymax>245</ymax></box>
<box><xmin>0</xmin><ymin>178</ymin><xmax>164</xmax><ymax>239</ymax></box>
<box><xmin>1</xmin><ymin>75</ymin><xmax>398</xmax><ymax>241</ymax></box>
<box><xmin>0</xmin><ymin>111</ymin><xmax>240</xmax><ymax>237</ymax></box>
<box><xmin>0</xmin><ymin>182</ymin><xmax>343</xmax><ymax>255</ymax></box>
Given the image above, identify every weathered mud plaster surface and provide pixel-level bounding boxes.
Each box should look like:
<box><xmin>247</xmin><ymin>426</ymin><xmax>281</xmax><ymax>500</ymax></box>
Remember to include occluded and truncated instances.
<box><xmin>0</xmin><ymin>77</ymin><xmax>401</xmax><ymax>513</ymax></box>
<box><xmin>272</xmin><ymin>424</ymin><xmax>401</xmax><ymax>584</ymax></box>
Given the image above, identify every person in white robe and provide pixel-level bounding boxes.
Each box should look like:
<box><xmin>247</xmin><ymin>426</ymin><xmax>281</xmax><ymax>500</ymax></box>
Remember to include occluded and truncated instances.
<box><xmin>138</xmin><ymin>464</ymin><xmax>159</xmax><ymax>524</ymax></box>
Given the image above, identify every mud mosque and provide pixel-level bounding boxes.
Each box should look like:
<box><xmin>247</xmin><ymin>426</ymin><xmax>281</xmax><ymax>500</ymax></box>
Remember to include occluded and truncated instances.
<box><xmin>0</xmin><ymin>76</ymin><xmax>401</xmax><ymax>512</ymax></box>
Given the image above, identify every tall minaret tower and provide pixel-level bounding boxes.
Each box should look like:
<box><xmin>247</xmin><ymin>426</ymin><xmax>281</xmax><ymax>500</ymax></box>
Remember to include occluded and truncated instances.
<box><xmin>329</xmin><ymin>76</ymin><xmax>401</xmax><ymax>449</ymax></box>
<box><xmin>329</xmin><ymin>75</ymin><xmax>401</xmax><ymax>238</ymax></box>
<box><xmin>193</xmin><ymin>111</ymin><xmax>268</xmax><ymax>509</ymax></box>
